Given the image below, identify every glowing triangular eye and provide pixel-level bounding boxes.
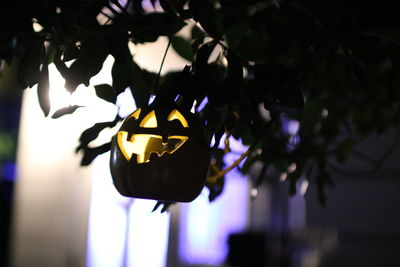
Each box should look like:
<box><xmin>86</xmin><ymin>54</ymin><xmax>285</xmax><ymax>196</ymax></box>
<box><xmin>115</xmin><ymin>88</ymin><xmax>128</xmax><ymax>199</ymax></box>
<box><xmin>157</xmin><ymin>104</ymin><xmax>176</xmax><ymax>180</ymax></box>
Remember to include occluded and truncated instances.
<box><xmin>167</xmin><ymin>110</ymin><xmax>189</xmax><ymax>128</ymax></box>
<box><xmin>140</xmin><ymin>110</ymin><xmax>158</xmax><ymax>128</ymax></box>
<box><xmin>129</xmin><ymin>108</ymin><xmax>141</xmax><ymax>120</ymax></box>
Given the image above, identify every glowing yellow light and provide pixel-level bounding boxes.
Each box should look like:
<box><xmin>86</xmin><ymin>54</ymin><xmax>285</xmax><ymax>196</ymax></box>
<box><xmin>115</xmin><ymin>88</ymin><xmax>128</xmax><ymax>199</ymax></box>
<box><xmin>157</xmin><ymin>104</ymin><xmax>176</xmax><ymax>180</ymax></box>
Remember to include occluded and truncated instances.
<box><xmin>129</xmin><ymin>108</ymin><xmax>141</xmax><ymax>120</ymax></box>
<box><xmin>117</xmin><ymin>132</ymin><xmax>188</xmax><ymax>163</ymax></box>
<box><xmin>167</xmin><ymin>110</ymin><xmax>189</xmax><ymax>128</ymax></box>
<box><xmin>140</xmin><ymin>111</ymin><xmax>157</xmax><ymax>128</ymax></box>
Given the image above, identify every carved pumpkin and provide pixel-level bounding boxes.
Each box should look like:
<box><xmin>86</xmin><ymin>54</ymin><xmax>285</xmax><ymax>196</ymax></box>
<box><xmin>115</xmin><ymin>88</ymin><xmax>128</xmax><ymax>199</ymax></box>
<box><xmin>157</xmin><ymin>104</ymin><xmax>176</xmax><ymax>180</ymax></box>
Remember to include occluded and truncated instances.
<box><xmin>110</xmin><ymin>103</ymin><xmax>210</xmax><ymax>202</ymax></box>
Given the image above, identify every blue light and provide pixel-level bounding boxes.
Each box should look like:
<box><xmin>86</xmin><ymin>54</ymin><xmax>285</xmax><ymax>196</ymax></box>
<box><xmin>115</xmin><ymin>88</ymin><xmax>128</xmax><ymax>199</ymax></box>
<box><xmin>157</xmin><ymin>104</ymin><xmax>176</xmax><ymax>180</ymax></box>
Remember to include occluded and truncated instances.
<box><xmin>2</xmin><ymin>162</ymin><xmax>16</xmax><ymax>181</ymax></box>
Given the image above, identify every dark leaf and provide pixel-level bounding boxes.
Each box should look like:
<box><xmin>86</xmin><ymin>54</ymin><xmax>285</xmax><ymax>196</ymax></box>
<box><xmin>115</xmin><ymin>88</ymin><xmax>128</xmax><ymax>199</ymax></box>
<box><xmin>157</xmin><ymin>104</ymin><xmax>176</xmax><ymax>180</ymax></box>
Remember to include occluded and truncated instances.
<box><xmin>231</xmin><ymin>119</ymin><xmax>254</xmax><ymax>146</ymax></box>
<box><xmin>159</xmin><ymin>0</ymin><xmax>179</xmax><ymax>17</ymax></box>
<box><xmin>46</xmin><ymin>43</ymin><xmax>57</xmax><ymax>64</ymax></box>
<box><xmin>241</xmin><ymin>153</ymin><xmax>259</xmax><ymax>174</ymax></box>
<box><xmin>191</xmin><ymin>25</ymin><xmax>206</xmax><ymax>40</ymax></box>
<box><xmin>80</xmin><ymin>142</ymin><xmax>111</xmax><ymax>166</ymax></box>
<box><xmin>112</xmin><ymin>58</ymin><xmax>154</xmax><ymax>107</ymax></box>
<box><xmin>130</xmin><ymin>69</ymin><xmax>156</xmax><ymax>107</ymax></box>
<box><xmin>111</xmin><ymin>42</ymin><xmax>155</xmax><ymax>107</ymax></box>
<box><xmin>212</xmin><ymin>128</ymin><xmax>225</xmax><ymax>149</ymax></box>
<box><xmin>171</xmin><ymin>35</ymin><xmax>195</xmax><ymax>61</ymax></box>
<box><xmin>64</xmin><ymin>41</ymin><xmax>109</xmax><ymax>92</ymax></box>
<box><xmin>130</xmin><ymin>13</ymin><xmax>186</xmax><ymax>43</ymax></box>
<box><xmin>194</xmin><ymin>41</ymin><xmax>217</xmax><ymax>72</ymax></box>
<box><xmin>238</xmin><ymin>32</ymin><xmax>269</xmax><ymax>62</ymax></box>
<box><xmin>224</xmin><ymin>50</ymin><xmax>243</xmax><ymax>90</ymax></box>
<box><xmin>111</xmin><ymin>52</ymin><xmax>134</xmax><ymax>95</ymax></box>
<box><xmin>205</xmin><ymin>105</ymin><xmax>228</xmax><ymax>138</ymax></box>
<box><xmin>76</xmin><ymin>116</ymin><xmax>120</xmax><ymax>152</ymax></box>
<box><xmin>54</xmin><ymin>58</ymin><xmax>70</xmax><ymax>81</ymax></box>
<box><xmin>37</xmin><ymin>63</ymin><xmax>50</xmax><ymax>116</ymax></box>
<box><xmin>207</xmin><ymin>176</ymin><xmax>225</xmax><ymax>201</ymax></box>
<box><xmin>94</xmin><ymin>84</ymin><xmax>117</xmax><ymax>103</ymax></box>
<box><xmin>152</xmin><ymin>201</ymin><xmax>175</xmax><ymax>213</ymax></box>
<box><xmin>18</xmin><ymin>40</ymin><xmax>45</xmax><ymax>88</ymax></box>
<box><xmin>51</xmin><ymin>105</ymin><xmax>83</xmax><ymax>119</ymax></box>
<box><xmin>206</xmin><ymin>148</ymin><xmax>225</xmax><ymax>201</ymax></box>
<box><xmin>189</xmin><ymin>0</ymin><xmax>224</xmax><ymax>39</ymax></box>
<box><xmin>152</xmin><ymin>201</ymin><xmax>163</xmax><ymax>212</ymax></box>
<box><xmin>62</xmin><ymin>43</ymin><xmax>80</xmax><ymax>62</ymax></box>
<box><xmin>224</xmin><ymin>21</ymin><xmax>249</xmax><ymax>48</ymax></box>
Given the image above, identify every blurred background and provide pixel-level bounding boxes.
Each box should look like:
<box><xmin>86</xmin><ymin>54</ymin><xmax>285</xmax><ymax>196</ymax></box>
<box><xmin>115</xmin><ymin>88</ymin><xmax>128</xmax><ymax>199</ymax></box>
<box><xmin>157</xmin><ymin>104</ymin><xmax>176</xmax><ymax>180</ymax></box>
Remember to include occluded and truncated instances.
<box><xmin>1</xmin><ymin>33</ymin><xmax>400</xmax><ymax>267</ymax></box>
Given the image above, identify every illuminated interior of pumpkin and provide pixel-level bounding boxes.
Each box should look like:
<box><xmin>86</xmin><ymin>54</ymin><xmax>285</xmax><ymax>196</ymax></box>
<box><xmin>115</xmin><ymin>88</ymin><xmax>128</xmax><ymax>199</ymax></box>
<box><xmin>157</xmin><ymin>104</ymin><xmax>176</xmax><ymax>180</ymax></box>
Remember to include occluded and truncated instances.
<box><xmin>129</xmin><ymin>108</ymin><xmax>141</xmax><ymax>120</ymax></box>
<box><xmin>167</xmin><ymin>110</ymin><xmax>189</xmax><ymax>128</ymax></box>
<box><xmin>140</xmin><ymin>110</ymin><xmax>157</xmax><ymax>128</ymax></box>
<box><xmin>117</xmin><ymin>133</ymin><xmax>188</xmax><ymax>163</ymax></box>
<box><xmin>117</xmin><ymin>109</ymin><xmax>190</xmax><ymax>163</ymax></box>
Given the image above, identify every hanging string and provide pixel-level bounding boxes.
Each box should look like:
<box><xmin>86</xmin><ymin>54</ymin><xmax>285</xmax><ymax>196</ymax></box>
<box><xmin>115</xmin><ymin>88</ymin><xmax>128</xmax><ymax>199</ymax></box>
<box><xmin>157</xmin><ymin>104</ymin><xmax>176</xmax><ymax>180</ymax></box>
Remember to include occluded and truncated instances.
<box><xmin>154</xmin><ymin>37</ymin><xmax>172</xmax><ymax>92</ymax></box>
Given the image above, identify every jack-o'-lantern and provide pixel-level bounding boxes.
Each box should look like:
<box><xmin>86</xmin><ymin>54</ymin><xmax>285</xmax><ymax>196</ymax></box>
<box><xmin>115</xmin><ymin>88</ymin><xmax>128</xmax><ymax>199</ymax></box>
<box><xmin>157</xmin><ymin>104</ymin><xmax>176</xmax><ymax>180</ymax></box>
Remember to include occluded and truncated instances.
<box><xmin>110</xmin><ymin>103</ymin><xmax>210</xmax><ymax>202</ymax></box>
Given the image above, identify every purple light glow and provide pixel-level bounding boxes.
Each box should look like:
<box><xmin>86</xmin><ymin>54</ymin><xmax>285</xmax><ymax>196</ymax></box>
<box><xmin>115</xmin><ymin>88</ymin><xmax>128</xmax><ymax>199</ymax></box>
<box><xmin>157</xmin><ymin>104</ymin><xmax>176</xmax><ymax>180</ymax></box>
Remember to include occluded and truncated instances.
<box><xmin>196</xmin><ymin>97</ymin><xmax>209</xmax><ymax>112</ymax></box>
<box><xmin>178</xmin><ymin>176</ymin><xmax>249</xmax><ymax>265</ymax></box>
<box><xmin>178</xmin><ymin>136</ymin><xmax>249</xmax><ymax>265</ymax></box>
<box><xmin>280</xmin><ymin>114</ymin><xmax>301</xmax><ymax>151</ymax></box>
<box><xmin>281</xmin><ymin>115</ymin><xmax>300</xmax><ymax>136</ymax></box>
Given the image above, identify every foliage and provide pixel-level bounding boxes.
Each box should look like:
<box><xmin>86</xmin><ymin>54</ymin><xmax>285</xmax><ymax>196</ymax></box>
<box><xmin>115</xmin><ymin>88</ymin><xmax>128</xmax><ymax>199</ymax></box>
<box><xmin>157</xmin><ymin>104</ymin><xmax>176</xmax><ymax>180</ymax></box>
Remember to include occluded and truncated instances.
<box><xmin>1</xmin><ymin>0</ymin><xmax>400</xmax><ymax>204</ymax></box>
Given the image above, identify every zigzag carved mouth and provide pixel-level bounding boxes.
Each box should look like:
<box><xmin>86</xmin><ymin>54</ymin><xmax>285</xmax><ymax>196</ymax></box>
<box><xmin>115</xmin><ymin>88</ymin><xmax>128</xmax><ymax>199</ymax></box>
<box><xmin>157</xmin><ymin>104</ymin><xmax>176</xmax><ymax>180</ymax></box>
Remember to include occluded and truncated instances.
<box><xmin>117</xmin><ymin>131</ymin><xmax>188</xmax><ymax>163</ymax></box>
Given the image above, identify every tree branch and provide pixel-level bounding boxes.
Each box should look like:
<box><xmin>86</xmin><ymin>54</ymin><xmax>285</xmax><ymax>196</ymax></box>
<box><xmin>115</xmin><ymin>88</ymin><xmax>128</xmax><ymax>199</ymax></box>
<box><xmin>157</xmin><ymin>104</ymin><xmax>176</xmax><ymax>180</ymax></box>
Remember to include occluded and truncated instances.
<box><xmin>207</xmin><ymin>147</ymin><xmax>251</xmax><ymax>184</ymax></box>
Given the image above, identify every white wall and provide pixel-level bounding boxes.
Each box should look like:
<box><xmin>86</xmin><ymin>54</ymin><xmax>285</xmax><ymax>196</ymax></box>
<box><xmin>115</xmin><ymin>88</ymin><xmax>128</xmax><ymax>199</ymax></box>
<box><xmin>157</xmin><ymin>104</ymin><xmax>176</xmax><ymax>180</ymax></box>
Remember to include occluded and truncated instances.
<box><xmin>10</xmin><ymin>58</ymin><xmax>117</xmax><ymax>267</ymax></box>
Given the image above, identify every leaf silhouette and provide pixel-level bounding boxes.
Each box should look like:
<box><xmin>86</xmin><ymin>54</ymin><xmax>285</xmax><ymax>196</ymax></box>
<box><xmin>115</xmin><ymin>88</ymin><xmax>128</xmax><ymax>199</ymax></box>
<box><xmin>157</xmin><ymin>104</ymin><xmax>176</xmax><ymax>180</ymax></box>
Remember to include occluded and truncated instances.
<box><xmin>51</xmin><ymin>105</ymin><xmax>83</xmax><ymax>119</ymax></box>
<box><xmin>37</xmin><ymin>63</ymin><xmax>50</xmax><ymax>116</ymax></box>
<box><xmin>94</xmin><ymin>84</ymin><xmax>117</xmax><ymax>103</ymax></box>
<box><xmin>171</xmin><ymin>35</ymin><xmax>194</xmax><ymax>61</ymax></box>
<box><xmin>80</xmin><ymin>142</ymin><xmax>111</xmax><ymax>166</ymax></box>
<box><xmin>76</xmin><ymin>116</ymin><xmax>120</xmax><ymax>152</ymax></box>
<box><xmin>189</xmin><ymin>0</ymin><xmax>223</xmax><ymax>39</ymax></box>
